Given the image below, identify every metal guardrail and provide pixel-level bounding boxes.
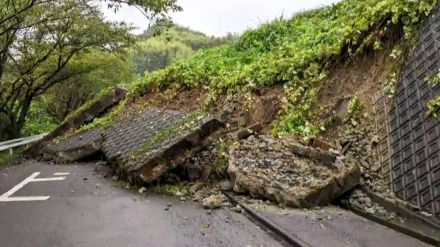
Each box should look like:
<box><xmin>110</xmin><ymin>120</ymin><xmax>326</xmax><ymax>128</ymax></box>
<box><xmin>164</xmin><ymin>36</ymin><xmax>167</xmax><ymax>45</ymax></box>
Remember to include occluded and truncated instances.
<box><xmin>0</xmin><ymin>133</ymin><xmax>48</xmax><ymax>154</ymax></box>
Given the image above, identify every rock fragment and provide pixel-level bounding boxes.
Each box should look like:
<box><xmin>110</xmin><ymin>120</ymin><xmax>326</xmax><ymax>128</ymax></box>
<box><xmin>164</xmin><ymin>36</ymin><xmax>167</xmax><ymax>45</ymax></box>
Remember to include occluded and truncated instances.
<box><xmin>202</xmin><ymin>194</ymin><xmax>226</xmax><ymax>209</ymax></box>
<box><xmin>228</xmin><ymin>135</ymin><xmax>360</xmax><ymax>208</ymax></box>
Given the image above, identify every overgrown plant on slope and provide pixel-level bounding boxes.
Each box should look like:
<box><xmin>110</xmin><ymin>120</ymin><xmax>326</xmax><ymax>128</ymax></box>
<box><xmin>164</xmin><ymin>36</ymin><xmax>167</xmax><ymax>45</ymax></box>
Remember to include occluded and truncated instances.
<box><xmin>426</xmin><ymin>72</ymin><xmax>440</xmax><ymax>117</ymax></box>
<box><xmin>128</xmin><ymin>0</ymin><xmax>437</xmax><ymax>139</ymax></box>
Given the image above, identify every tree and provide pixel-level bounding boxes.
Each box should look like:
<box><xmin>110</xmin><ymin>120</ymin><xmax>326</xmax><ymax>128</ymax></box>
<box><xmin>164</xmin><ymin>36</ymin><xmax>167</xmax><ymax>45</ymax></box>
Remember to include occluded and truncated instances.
<box><xmin>132</xmin><ymin>38</ymin><xmax>193</xmax><ymax>74</ymax></box>
<box><xmin>0</xmin><ymin>0</ymin><xmax>180</xmax><ymax>140</ymax></box>
<box><xmin>132</xmin><ymin>24</ymin><xmax>237</xmax><ymax>75</ymax></box>
<box><xmin>42</xmin><ymin>50</ymin><xmax>134</xmax><ymax>123</ymax></box>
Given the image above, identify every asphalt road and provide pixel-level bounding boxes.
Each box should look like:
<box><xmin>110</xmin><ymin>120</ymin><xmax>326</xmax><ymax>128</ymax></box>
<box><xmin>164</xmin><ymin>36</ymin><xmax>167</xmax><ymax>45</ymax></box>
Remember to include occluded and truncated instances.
<box><xmin>240</xmin><ymin>199</ymin><xmax>433</xmax><ymax>247</ymax></box>
<box><xmin>0</xmin><ymin>161</ymin><xmax>283</xmax><ymax>247</ymax></box>
<box><xmin>0</xmin><ymin>160</ymin><xmax>433</xmax><ymax>247</ymax></box>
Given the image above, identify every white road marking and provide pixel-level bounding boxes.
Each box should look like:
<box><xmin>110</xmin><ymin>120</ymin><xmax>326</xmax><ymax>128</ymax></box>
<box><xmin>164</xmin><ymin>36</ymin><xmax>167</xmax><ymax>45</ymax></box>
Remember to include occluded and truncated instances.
<box><xmin>54</xmin><ymin>172</ymin><xmax>70</xmax><ymax>176</ymax></box>
<box><xmin>0</xmin><ymin>171</ymin><xmax>67</xmax><ymax>202</ymax></box>
<box><xmin>32</xmin><ymin>177</ymin><xmax>65</xmax><ymax>182</ymax></box>
<box><xmin>0</xmin><ymin>172</ymin><xmax>40</xmax><ymax>199</ymax></box>
<box><xmin>0</xmin><ymin>196</ymin><xmax>50</xmax><ymax>202</ymax></box>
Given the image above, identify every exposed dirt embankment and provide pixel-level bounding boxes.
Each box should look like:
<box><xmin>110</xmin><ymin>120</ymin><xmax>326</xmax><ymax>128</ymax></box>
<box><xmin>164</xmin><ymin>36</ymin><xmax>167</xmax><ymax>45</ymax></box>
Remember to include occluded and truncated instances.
<box><xmin>319</xmin><ymin>46</ymin><xmax>393</xmax><ymax>115</ymax></box>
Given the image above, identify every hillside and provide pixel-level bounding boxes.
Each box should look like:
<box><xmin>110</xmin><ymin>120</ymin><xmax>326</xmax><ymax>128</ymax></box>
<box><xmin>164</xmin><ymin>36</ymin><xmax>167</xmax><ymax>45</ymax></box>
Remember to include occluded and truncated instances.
<box><xmin>121</xmin><ymin>0</ymin><xmax>436</xmax><ymax>138</ymax></box>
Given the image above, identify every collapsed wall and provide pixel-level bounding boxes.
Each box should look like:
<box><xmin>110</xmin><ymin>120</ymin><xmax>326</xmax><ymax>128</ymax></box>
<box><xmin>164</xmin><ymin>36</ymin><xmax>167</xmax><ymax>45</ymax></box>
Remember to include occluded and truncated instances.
<box><xmin>41</xmin><ymin>108</ymin><xmax>224</xmax><ymax>184</ymax></box>
<box><xmin>27</xmin><ymin>87</ymin><xmax>127</xmax><ymax>156</ymax></box>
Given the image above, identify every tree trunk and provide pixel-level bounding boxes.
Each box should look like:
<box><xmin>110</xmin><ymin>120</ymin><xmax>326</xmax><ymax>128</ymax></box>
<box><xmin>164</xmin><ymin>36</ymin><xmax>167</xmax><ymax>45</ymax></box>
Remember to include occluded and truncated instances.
<box><xmin>16</xmin><ymin>95</ymin><xmax>33</xmax><ymax>136</ymax></box>
<box><xmin>2</xmin><ymin>111</ymin><xmax>20</xmax><ymax>141</ymax></box>
<box><xmin>1</xmin><ymin>94</ymin><xmax>34</xmax><ymax>140</ymax></box>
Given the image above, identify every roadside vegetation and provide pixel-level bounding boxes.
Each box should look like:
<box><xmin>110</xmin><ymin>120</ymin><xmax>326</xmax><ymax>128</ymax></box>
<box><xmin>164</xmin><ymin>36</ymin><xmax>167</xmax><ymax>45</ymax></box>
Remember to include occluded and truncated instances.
<box><xmin>0</xmin><ymin>147</ymin><xmax>24</xmax><ymax>166</ymax></box>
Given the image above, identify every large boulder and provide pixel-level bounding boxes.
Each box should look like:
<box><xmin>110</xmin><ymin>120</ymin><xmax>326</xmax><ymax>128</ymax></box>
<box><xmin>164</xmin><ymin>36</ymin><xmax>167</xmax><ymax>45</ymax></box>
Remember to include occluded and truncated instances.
<box><xmin>228</xmin><ymin>135</ymin><xmax>360</xmax><ymax>208</ymax></box>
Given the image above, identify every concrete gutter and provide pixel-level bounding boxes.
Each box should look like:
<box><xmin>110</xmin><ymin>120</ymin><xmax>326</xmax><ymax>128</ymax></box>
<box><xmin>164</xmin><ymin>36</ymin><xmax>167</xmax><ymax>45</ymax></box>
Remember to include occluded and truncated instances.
<box><xmin>222</xmin><ymin>191</ymin><xmax>311</xmax><ymax>247</ymax></box>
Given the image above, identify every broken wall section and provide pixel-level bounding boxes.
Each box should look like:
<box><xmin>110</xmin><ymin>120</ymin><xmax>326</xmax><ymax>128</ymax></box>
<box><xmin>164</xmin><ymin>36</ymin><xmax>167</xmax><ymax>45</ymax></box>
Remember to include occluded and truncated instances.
<box><xmin>41</xmin><ymin>107</ymin><xmax>224</xmax><ymax>185</ymax></box>
<box><xmin>28</xmin><ymin>87</ymin><xmax>128</xmax><ymax>157</ymax></box>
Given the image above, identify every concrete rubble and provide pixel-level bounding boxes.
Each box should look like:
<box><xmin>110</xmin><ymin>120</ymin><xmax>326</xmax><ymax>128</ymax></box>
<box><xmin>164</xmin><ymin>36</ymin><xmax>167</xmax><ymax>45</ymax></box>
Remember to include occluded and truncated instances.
<box><xmin>28</xmin><ymin>87</ymin><xmax>127</xmax><ymax>156</ymax></box>
<box><xmin>345</xmin><ymin>189</ymin><xmax>400</xmax><ymax>221</ymax></box>
<box><xmin>227</xmin><ymin>135</ymin><xmax>360</xmax><ymax>208</ymax></box>
<box><xmin>40</xmin><ymin>108</ymin><xmax>224</xmax><ymax>185</ymax></box>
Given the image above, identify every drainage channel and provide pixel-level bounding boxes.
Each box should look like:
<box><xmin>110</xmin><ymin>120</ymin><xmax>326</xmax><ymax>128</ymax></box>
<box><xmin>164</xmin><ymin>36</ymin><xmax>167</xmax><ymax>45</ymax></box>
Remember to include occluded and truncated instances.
<box><xmin>342</xmin><ymin>189</ymin><xmax>440</xmax><ymax>246</ymax></box>
<box><xmin>222</xmin><ymin>191</ymin><xmax>312</xmax><ymax>247</ymax></box>
<box><xmin>223</xmin><ymin>190</ymin><xmax>440</xmax><ymax>247</ymax></box>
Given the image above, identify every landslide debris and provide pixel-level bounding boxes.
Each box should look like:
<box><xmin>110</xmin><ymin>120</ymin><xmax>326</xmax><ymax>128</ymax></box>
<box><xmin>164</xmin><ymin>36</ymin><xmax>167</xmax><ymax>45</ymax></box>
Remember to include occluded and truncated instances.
<box><xmin>228</xmin><ymin>135</ymin><xmax>360</xmax><ymax>208</ymax></box>
<box><xmin>41</xmin><ymin>108</ymin><xmax>224</xmax><ymax>186</ymax></box>
<box><xmin>345</xmin><ymin>189</ymin><xmax>401</xmax><ymax>221</ymax></box>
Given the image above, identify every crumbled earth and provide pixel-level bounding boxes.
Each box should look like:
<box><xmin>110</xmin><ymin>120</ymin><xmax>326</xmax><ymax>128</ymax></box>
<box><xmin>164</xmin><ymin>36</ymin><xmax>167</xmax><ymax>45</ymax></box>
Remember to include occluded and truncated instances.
<box><xmin>182</xmin><ymin>145</ymin><xmax>218</xmax><ymax>182</ymax></box>
<box><xmin>201</xmin><ymin>194</ymin><xmax>228</xmax><ymax>209</ymax></box>
<box><xmin>334</xmin><ymin>116</ymin><xmax>395</xmax><ymax>199</ymax></box>
<box><xmin>227</xmin><ymin>135</ymin><xmax>361</xmax><ymax>208</ymax></box>
<box><xmin>345</xmin><ymin>189</ymin><xmax>403</xmax><ymax>222</ymax></box>
<box><xmin>189</xmin><ymin>182</ymin><xmax>229</xmax><ymax>208</ymax></box>
<box><xmin>38</xmin><ymin>84</ymin><xmax>397</xmax><ymax>213</ymax></box>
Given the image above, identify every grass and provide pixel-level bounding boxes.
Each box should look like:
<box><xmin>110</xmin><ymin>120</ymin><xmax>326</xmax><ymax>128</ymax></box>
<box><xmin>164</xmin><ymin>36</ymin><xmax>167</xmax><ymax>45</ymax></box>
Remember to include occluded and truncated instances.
<box><xmin>0</xmin><ymin>147</ymin><xmax>24</xmax><ymax>167</ymax></box>
<box><xmin>149</xmin><ymin>182</ymin><xmax>190</xmax><ymax>196</ymax></box>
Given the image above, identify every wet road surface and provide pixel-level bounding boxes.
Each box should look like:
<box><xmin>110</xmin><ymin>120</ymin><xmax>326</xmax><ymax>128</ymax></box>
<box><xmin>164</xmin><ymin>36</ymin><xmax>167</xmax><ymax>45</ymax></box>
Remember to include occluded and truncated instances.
<box><xmin>0</xmin><ymin>161</ymin><xmax>283</xmax><ymax>247</ymax></box>
<box><xmin>239</xmin><ymin>198</ymin><xmax>433</xmax><ymax>247</ymax></box>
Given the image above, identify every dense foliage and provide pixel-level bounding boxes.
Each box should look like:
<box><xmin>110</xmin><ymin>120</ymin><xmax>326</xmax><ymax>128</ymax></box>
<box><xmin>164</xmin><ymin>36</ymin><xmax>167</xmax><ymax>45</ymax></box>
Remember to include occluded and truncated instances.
<box><xmin>0</xmin><ymin>0</ymin><xmax>180</xmax><ymax>141</ymax></box>
<box><xmin>131</xmin><ymin>24</ymin><xmax>236</xmax><ymax>75</ymax></box>
<box><xmin>131</xmin><ymin>0</ymin><xmax>437</xmax><ymax>138</ymax></box>
<box><xmin>427</xmin><ymin>73</ymin><xmax>440</xmax><ymax>117</ymax></box>
<box><xmin>41</xmin><ymin>50</ymin><xmax>134</xmax><ymax>124</ymax></box>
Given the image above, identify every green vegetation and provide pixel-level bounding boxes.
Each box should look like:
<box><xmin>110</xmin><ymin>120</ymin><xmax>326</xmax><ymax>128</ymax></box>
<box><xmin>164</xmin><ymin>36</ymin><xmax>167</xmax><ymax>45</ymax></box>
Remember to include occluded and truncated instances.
<box><xmin>5</xmin><ymin>0</ymin><xmax>437</xmax><ymax>144</ymax></box>
<box><xmin>22</xmin><ymin>101</ymin><xmax>57</xmax><ymax>136</ymax></box>
<box><xmin>63</xmin><ymin>24</ymin><xmax>233</xmax><ymax>136</ymax></box>
<box><xmin>131</xmin><ymin>23</ymin><xmax>236</xmax><ymax>75</ymax></box>
<box><xmin>130</xmin><ymin>0</ymin><xmax>437</xmax><ymax>139</ymax></box>
<box><xmin>41</xmin><ymin>51</ymin><xmax>135</xmax><ymax>124</ymax></box>
<box><xmin>0</xmin><ymin>147</ymin><xmax>24</xmax><ymax>167</ymax></box>
<box><xmin>347</xmin><ymin>96</ymin><xmax>362</xmax><ymax>121</ymax></box>
<box><xmin>426</xmin><ymin>73</ymin><xmax>440</xmax><ymax>117</ymax></box>
<box><xmin>0</xmin><ymin>0</ymin><xmax>181</xmax><ymax>141</ymax></box>
<box><xmin>149</xmin><ymin>182</ymin><xmax>190</xmax><ymax>196</ymax></box>
<box><xmin>12</xmin><ymin>22</ymin><xmax>230</xmax><ymax>140</ymax></box>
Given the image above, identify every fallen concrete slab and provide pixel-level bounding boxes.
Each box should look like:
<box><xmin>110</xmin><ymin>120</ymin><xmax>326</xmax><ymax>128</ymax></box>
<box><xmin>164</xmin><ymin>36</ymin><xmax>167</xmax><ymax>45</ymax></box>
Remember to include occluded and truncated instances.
<box><xmin>228</xmin><ymin>135</ymin><xmax>360</xmax><ymax>208</ymax></box>
<box><xmin>28</xmin><ymin>87</ymin><xmax>127</xmax><ymax>156</ymax></box>
<box><xmin>123</xmin><ymin>112</ymin><xmax>224</xmax><ymax>184</ymax></box>
<box><xmin>101</xmin><ymin>108</ymin><xmax>187</xmax><ymax>163</ymax></box>
<box><xmin>43</xmin><ymin>128</ymin><xmax>103</xmax><ymax>162</ymax></box>
<box><xmin>40</xmin><ymin>108</ymin><xmax>224</xmax><ymax>184</ymax></box>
